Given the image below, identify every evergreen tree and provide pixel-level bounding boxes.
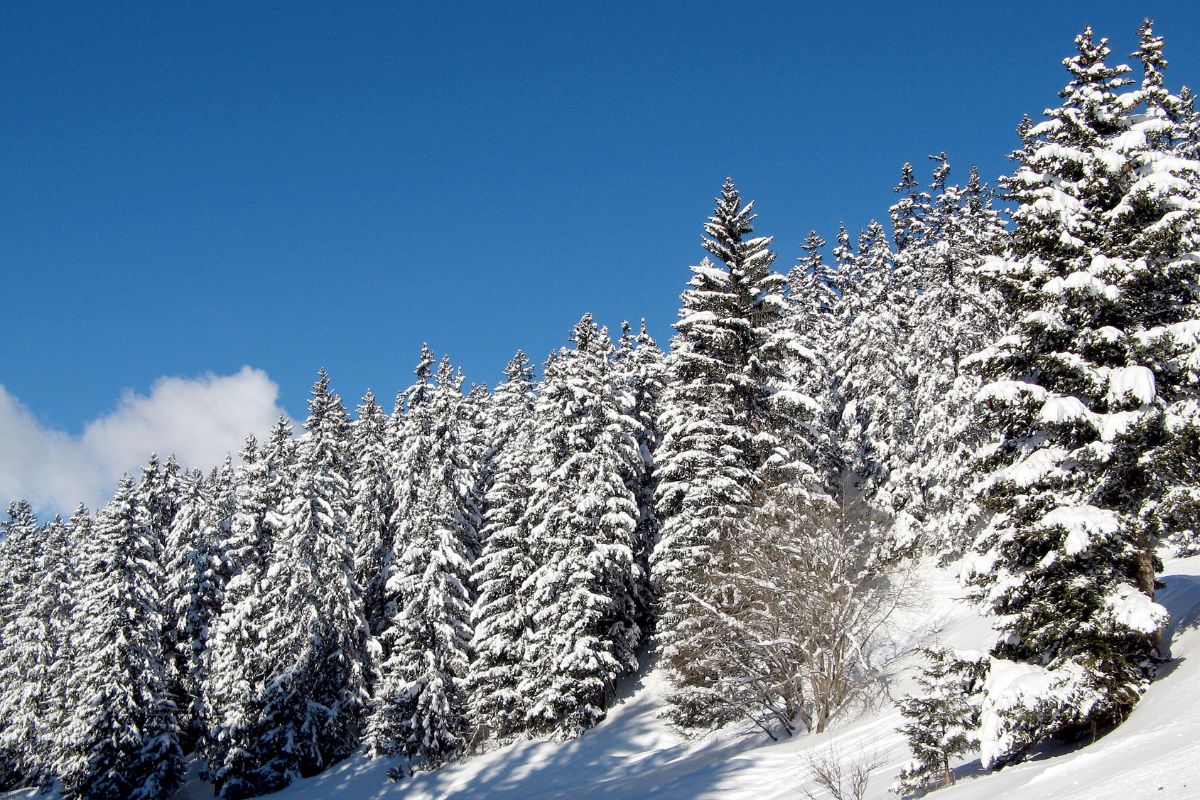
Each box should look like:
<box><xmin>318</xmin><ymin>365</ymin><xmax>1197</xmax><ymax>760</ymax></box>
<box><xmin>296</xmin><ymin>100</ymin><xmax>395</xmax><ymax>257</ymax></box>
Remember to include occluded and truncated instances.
<box><xmin>965</xmin><ymin>26</ymin><xmax>1198</xmax><ymax>767</ymax></box>
<box><xmin>163</xmin><ymin>471</ymin><xmax>227</xmax><ymax>747</ymax></box>
<box><xmin>0</xmin><ymin>501</ymin><xmax>46</xmax><ymax>789</ymax></box>
<box><xmin>204</xmin><ymin>434</ymin><xmax>284</xmax><ymax>796</ymax></box>
<box><xmin>614</xmin><ymin>321</ymin><xmax>667</xmax><ymax>631</ymax></box>
<box><xmin>60</xmin><ymin>476</ymin><xmax>184</xmax><ymax>800</ymax></box>
<box><xmin>831</xmin><ymin>222</ymin><xmax>856</xmax><ymax>295</ymax></box>
<box><xmin>652</xmin><ymin>179</ymin><xmax>802</xmax><ymax>725</ymax></box>
<box><xmin>894</xmin><ymin>648</ymin><xmax>989</xmax><ymax>795</ymax></box>
<box><xmin>786</xmin><ymin>230</ymin><xmax>844</xmax><ymax>498</ymax></box>
<box><xmin>890</xmin><ymin>161</ymin><xmax>932</xmax><ymax>254</ymax></box>
<box><xmin>832</xmin><ymin>219</ymin><xmax>905</xmax><ymax>522</ymax></box>
<box><xmin>243</xmin><ymin>371</ymin><xmax>372</xmax><ymax>792</ymax></box>
<box><xmin>1176</xmin><ymin>86</ymin><xmax>1199</xmax><ymax>161</ymax></box>
<box><xmin>889</xmin><ymin>161</ymin><xmax>1008</xmax><ymax>554</ymax></box>
<box><xmin>368</xmin><ymin>354</ymin><xmax>478</xmax><ymax>771</ymax></box>
<box><xmin>468</xmin><ymin>351</ymin><xmax>539</xmax><ymax>744</ymax></box>
<box><xmin>521</xmin><ymin>316</ymin><xmax>644</xmax><ymax>739</ymax></box>
<box><xmin>134</xmin><ymin>453</ymin><xmax>181</xmax><ymax>562</ymax></box>
<box><xmin>349</xmin><ymin>390</ymin><xmax>397</xmax><ymax>636</ymax></box>
<box><xmin>208</xmin><ymin>381</ymin><xmax>370</xmax><ymax>798</ymax></box>
<box><xmin>1127</xmin><ymin>19</ymin><xmax>1200</xmax><ymax>556</ymax></box>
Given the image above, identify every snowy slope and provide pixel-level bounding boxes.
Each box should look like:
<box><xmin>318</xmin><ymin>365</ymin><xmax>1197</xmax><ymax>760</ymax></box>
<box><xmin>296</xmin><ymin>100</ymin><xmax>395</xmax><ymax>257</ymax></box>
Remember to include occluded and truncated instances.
<box><xmin>11</xmin><ymin>556</ymin><xmax>1196</xmax><ymax>800</ymax></box>
<box><xmin>188</xmin><ymin>553</ymin><xmax>1199</xmax><ymax>800</ymax></box>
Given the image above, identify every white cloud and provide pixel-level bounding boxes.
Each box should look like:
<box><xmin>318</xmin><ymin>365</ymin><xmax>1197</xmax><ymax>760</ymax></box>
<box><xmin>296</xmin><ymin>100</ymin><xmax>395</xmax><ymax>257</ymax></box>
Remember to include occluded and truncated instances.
<box><xmin>0</xmin><ymin>367</ymin><xmax>290</xmax><ymax>515</ymax></box>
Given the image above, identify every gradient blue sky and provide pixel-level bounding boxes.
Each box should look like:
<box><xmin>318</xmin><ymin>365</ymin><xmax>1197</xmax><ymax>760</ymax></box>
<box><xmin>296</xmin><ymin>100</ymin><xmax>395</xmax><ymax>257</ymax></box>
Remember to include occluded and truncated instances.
<box><xmin>3</xmin><ymin>1</ymin><xmax>1198</xmax><ymax>433</ymax></box>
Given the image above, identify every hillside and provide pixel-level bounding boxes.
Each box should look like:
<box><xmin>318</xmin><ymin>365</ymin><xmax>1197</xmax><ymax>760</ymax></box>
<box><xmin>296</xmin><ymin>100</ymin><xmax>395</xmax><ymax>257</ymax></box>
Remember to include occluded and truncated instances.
<box><xmin>153</xmin><ymin>553</ymin><xmax>1198</xmax><ymax>800</ymax></box>
<box><xmin>2</xmin><ymin>20</ymin><xmax>1197</xmax><ymax>800</ymax></box>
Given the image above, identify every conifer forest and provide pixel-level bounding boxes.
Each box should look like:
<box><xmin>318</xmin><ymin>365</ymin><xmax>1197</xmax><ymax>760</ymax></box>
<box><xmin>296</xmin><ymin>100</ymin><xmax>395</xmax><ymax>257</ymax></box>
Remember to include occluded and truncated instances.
<box><xmin>2</xmin><ymin>22</ymin><xmax>1199</xmax><ymax>800</ymax></box>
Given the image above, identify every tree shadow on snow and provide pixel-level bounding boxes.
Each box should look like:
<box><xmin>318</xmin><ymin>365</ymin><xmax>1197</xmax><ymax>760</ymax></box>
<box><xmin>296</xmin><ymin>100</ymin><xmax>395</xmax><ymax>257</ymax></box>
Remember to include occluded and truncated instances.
<box><xmin>404</xmin><ymin>690</ymin><xmax>764</xmax><ymax>799</ymax></box>
<box><xmin>1157</xmin><ymin>571</ymin><xmax>1200</xmax><ymax>664</ymax></box>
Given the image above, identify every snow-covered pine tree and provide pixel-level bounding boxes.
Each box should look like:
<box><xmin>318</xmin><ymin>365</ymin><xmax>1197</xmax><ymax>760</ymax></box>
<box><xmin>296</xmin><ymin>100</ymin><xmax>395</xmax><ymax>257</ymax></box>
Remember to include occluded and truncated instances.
<box><xmin>19</xmin><ymin>515</ymin><xmax>76</xmax><ymax>786</ymax></box>
<box><xmin>847</xmin><ymin>165</ymin><xmax>937</xmax><ymax>526</ymax></box>
<box><xmin>521</xmin><ymin>315</ymin><xmax>644</xmax><ymax>739</ymax></box>
<box><xmin>831</xmin><ymin>218</ymin><xmax>903</xmax><ymax>527</ymax></box>
<box><xmin>652</xmin><ymin>179</ymin><xmax>803</xmax><ymax>726</ymax></box>
<box><xmin>890</xmin><ymin>161</ymin><xmax>932</xmax><ymax>255</ymax></box>
<box><xmin>1175</xmin><ymin>85</ymin><xmax>1199</xmax><ymax>161</ymax></box>
<box><xmin>893</xmin><ymin>648</ymin><xmax>989</xmax><ymax>795</ymax></box>
<box><xmin>1127</xmin><ymin>20</ymin><xmax>1200</xmax><ymax>556</ymax></box>
<box><xmin>831</xmin><ymin>222</ymin><xmax>855</xmax><ymax>295</ymax></box>
<box><xmin>163</xmin><ymin>470</ymin><xmax>227</xmax><ymax>747</ymax></box>
<box><xmin>368</xmin><ymin>354</ymin><xmax>478</xmax><ymax>771</ymax></box>
<box><xmin>219</xmin><ymin>434</ymin><xmax>271</xmax><ymax>599</ymax></box>
<box><xmin>204</xmin><ymin>432</ymin><xmax>292</xmax><ymax>797</ymax></box>
<box><xmin>965</xmin><ymin>25</ymin><xmax>1199</xmax><ymax>767</ymax></box>
<box><xmin>468</xmin><ymin>351</ymin><xmax>539</xmax><ymax>744</ymax></box>
<box><xmin>460</xmin><ymin>380</ymin><xmax>493</xmax><ymax>526</ymax></box>
<box><xmin>888</xmin><ymin>160</ymin><xmax>1008</xmax><ymax>555</ymax></box>
<box><xmin>59</xmin><ymin>475</ymin><xmax>185</xmax><ymax>800</ymax></box>
<box><xmin>134</xmin><ymin>453</ymin><xmax>181</xmax><ymax>563</ymax></box>
<box><xmin>614</xmin><ymin>321</ymin><xmax>667</xmax><ymax>632</ymax></box>
<box><xmin>227</xmin><ymin>371</ymin><xmax>373</xmax><ymax>793</ymax></box>
<box><xmin>206</xmin><ymin>455</ymin><xmax>237</xmax><ymax>534</ymax></box>
<box><xmin>478</xmin><ymin>351</ymin><xmax>536</xmax><ymax>484</ymax></box>
<box><xmin>789</xmin><ymin>231</ymin><xmax>841</xmax><ymax>342</ymax></box>
<box><xmin>349</xmin><ymin>389</ymin><xmax>397</xmax><ymax>636</ymax></box>
<box><xmin>0</xmin><ymin>501</ymin><xmax>48</xmax><ymax>789</ymax></box>
<box><xmin>785</xmin><ymin>230</ymin><xmax>844</xmax><ymax>497</ymax></box>
<box><xmin>384</xmin><ymin>343</ymin><xmax>436</xmax><ymax>599</ymax></box>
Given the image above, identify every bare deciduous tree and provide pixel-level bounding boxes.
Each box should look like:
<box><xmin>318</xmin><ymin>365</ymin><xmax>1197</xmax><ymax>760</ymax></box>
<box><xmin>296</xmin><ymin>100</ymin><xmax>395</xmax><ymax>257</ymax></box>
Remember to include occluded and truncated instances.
<box><xmin>687</xmin><ymin>485</ymin><xmax>911</xmax><ymax>737</ymax></box>
<box><xmin>800</xmin><ymin>742</ymin><xmax>885</xmax><ymax>800</ymax></box>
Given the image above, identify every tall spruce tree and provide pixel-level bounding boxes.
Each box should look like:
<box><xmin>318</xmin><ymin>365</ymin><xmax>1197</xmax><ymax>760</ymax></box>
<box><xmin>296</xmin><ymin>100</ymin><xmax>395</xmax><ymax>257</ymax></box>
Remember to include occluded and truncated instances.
<box><xmin>614</xmin><ymin>321</ymin><xmax>667</xmax><ymax>631</ymax></box>
<box><xmin>134</xmin><ymin>453</ymin><xmax>181</xmax><ymax>564</ymax></box>
<box><xmin>785</xmin><ymin>230</ymin><xmax>844</xmax><ymax>501</ymax></box>
<box><xmin>520</xmin><ymin>316</ymin><xmax>644</xmax><ymax>739</ymax></box>
<box><xmin>204</xmin><ymin>429</ymin><xmax>295</xmax><ymax>797</ymax></box>
<box><xmin>368</xmin><ymin>354</ymin><xmax>478</xmax><ymax>770</ymax></box>
<box><xmin>251</xmin><ymin>371</ymin><xmax>372</xmax><ymax>790</ymax></box>
<box><xmin>965</xmin><ymin>26</ymin><xmax>1199</xmax><ymax>767</ymax></box>
<box><xmin>0</xmin><ymin>501</ymin><xmax>47</xmax><ymax>789</ymax></box>
<box><xmin>831</xmin><ymin>219</ymin><xmax>903</xmax><ymax>526</ymax></box>
<box><xmin>163</xmin><ymin>471</ymin><xmax>227</xmax><ymax>747</ymax></box>
<box><xmin>652</xmin><ymin>179</ymin><xmax>800</xmax><ymax>725</ymax></box>
<box><xmin>888</xmin><ymin>160</ymin><xmax>1009</xmax><ymax>554</ymax></box>
<box><xmin>1127</xmin><ymin>20</ymin><xmax>1200</xmax><ymax>556</ymax></box>
<box><xmin>60</xmin><ymin>476</ymin><xmax>185</xmax><ymax>800</ymax></box>
<box><xmin>349</xmin><ymin>389</ymin><xmax>397</xmax><ymax>636</ymax></box>
<box><xmin>468</xmin><ymin>351</ymin><xmax>539</xmax><ymax>744</ymax></box>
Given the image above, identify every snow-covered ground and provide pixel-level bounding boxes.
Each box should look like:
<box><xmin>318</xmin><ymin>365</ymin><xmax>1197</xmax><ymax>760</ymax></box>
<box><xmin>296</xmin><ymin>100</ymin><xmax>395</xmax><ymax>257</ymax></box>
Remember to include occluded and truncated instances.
<box><xmin>161</xmin><ymin>553</ymin><xmax>1199</xmax><ymax>800</ymax></box>
<box><xmin>7</xmin><ymin>555</ymin><xmax>1193</xmax><ymax>800</ymax></box>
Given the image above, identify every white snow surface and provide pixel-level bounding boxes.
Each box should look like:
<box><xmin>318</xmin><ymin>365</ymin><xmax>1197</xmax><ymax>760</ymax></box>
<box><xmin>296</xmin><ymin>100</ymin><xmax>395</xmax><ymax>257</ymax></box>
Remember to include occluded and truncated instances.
<box><xmin>10</xmin><ymin>557</ymin><xmax>1200</xmax><ymax>800</ymax></box>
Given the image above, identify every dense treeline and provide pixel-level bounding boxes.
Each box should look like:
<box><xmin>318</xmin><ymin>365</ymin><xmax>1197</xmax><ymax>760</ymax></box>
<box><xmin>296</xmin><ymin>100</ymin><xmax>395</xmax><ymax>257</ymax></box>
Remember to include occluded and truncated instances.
<box><xmin>0</xmin><ymin>22</ymin><xmax>1197</xmax><ymax>799</ymax></box>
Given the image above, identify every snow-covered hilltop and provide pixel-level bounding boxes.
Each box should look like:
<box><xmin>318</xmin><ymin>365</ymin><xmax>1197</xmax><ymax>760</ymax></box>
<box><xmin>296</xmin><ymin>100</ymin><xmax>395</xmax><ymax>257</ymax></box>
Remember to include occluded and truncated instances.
<box><xmin>2</xmin><ymin>20</ymin><xmax>1199</xmax><ymax>800</ymax></box>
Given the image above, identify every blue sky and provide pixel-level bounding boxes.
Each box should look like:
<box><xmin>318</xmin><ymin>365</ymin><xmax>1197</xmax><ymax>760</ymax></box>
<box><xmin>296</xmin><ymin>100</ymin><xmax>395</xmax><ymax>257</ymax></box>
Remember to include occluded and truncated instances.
<box><xmin>2</xmin><ymin>2</ymin><xmax>1198</xmax><ymax>509</ymax></box>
